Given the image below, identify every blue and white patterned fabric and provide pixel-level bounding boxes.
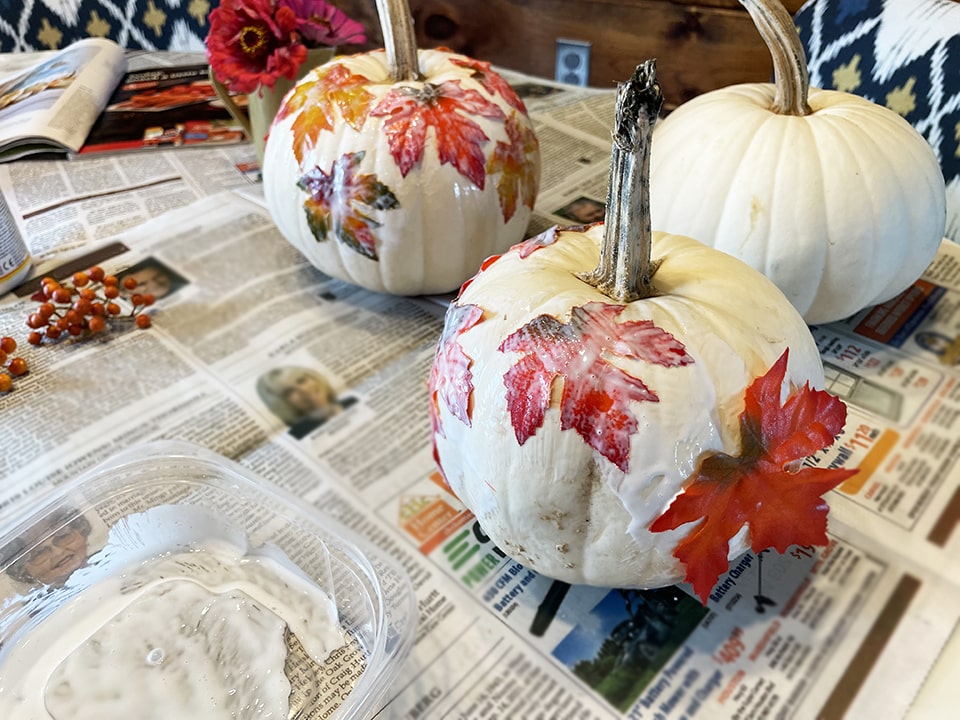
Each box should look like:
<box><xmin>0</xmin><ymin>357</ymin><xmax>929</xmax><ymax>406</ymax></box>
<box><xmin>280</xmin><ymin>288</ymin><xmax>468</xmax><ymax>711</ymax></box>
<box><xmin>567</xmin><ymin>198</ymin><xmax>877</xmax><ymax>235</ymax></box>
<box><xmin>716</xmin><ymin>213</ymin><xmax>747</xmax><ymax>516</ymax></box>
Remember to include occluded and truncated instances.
<box><xmin>0</xmin><ymin>0</ymin><xmax>215</xmax><ymax>53</ymax></box>
<box><xmin>795</xmin><ymin>0</ymin><xmax>960</xmax><ymax>242</ymax></box>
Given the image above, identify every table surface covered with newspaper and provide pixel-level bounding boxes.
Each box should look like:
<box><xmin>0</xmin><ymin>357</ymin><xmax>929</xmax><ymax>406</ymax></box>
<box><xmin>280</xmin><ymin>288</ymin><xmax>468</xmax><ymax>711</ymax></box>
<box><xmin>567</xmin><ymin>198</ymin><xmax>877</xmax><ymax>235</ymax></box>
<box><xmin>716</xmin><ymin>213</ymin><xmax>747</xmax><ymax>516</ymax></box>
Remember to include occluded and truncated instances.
<box><xmin>0</xmin><ymin>52</ymin><xmax>958</xmax><ymax>719</ymax></box>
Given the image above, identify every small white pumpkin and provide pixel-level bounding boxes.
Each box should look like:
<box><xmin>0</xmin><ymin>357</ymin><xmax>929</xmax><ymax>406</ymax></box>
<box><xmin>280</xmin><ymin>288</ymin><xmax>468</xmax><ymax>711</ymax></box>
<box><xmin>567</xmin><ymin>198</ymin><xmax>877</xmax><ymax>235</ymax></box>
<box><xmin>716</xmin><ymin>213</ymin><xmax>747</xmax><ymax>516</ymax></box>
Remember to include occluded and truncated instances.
<box><xmin>262</xmin><ymin>0</ymin><xmax>540</xmax><ymax>295</ymax></box>
<box><xmin>649</xmin><ymin>0</ymin><xmax>946</xmax><ymax>324</ymax></box>
<box><xmin>430</xmin><ymin>63</ymin><xmax>853</xmax><ymax>599</ymax></box>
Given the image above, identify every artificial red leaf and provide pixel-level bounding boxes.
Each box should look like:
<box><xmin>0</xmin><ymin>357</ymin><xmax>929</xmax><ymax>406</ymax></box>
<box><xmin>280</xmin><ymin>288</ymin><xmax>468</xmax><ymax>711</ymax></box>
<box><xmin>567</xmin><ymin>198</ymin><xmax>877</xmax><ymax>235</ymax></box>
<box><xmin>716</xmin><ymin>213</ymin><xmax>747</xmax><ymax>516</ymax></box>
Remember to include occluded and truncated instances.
<box><xmin>649</xmin><ymin>349</ymin><xmax>858</xmax><ymax>603</ymax></box>
<box><xmin>499</xmin><ymin>302</ymin><xmax>694</xmax><ymax>471</ymax></box>
<box><xmin>369</xmin><ymin>79</ymin><xmax>506</xmax><ymax>188</ymax></box>
<box><xmin>278</xmin><ymin>63</ymin><xmax>375</xmax><ymax>165</ymax></box>
<box><xmin>298</xmin><ymin>151</ymin><xmax>400</xmax><ymax>259</ymax></box>
<box><xmin>449</xmin><ymin>56</ymin><xmax>527</xmax><ymax>113</ymax></box>
<box><xmin>486</xmin><ymin>113</ymin><xmax>540</xmax><ymax>223</ymax></box>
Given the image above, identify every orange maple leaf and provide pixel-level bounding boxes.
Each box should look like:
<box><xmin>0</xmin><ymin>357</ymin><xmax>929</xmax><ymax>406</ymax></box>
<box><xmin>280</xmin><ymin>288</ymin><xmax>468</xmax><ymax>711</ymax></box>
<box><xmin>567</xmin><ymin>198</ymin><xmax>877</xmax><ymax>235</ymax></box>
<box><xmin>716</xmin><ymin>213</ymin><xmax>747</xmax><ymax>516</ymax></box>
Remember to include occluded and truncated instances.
<box><xmin>486</xmin><ymin>113</ymin><xmax>540</xmax><ymax>223</ymax></box>
<box><xmin>277</xmin><ymin>63</ymin><xmax>375</xmax><ymax>166</ymax></box>
<box><xmin>649</xmin><ymin>349</ymin><xmax>858</xmax><ymax>603</ymax></box>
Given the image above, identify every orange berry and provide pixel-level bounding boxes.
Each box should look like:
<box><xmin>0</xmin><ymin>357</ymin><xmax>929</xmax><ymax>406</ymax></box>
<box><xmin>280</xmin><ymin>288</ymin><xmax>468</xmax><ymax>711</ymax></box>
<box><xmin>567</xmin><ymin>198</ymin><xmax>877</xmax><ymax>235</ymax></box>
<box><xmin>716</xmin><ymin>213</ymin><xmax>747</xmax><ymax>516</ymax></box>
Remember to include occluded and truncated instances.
<box><xmin>106</xmin><ymin>302</ymin><xmax>121</xmax><ymax>315</ymax></box>
<box><xmin>88</xmin><ymin>266</ymin><xmax>105</xmax><ymax>282</ymax></box>
<box><xmin>80</xmin><ymin>287</ymin><xmax>97</xmax><ymax>301</ymax></box>
<box><xmin>90</xmin><ymin>302</ymin><xmax>105</xmax><ymax>316</ymax></box>
<box><xmin>67</xmin><ymin>325</ymin><xmax>83</xmax><ymax>337</ymax></box>
<box><xmin>135</xmin><ymin>314</ymin><xmax>152</xmax><ymax>329</ymax></box>
<box><xmin>122</xmin><ymin>276</ymin><xmax>138</xmax><ymax>290</ymax></box>
<box><xmin>142</xmin><ymin>293</ymin><xmax>156</xmax><ymax>307</ymax></box>
<box><xmin>0</xmin><ymin>374</ymin><xmax>10</xmax><ymax>393</ymax></box>
<box><xmin>130</xmin><ymin>293</ymin><xmax>144</xmax><ymax>306</ymax></box>
<box><xmin>38</xmin><ymin>302</ymin><xmax>55</xmax><ymax>319</ymax></box>
<box><xmin>72</xmin><ymin>271</ymin><xmax>89</xmax><ymax>287</ymax></box>
<box><xmin>7</xmin><ymin>357</ymin><xmax>27</xmax><ymax>376</ymax></box>
<box><xmin>27</xmin><ymin>313</ymin><xmax>46</xmax><ymax>329</ymax></box>
<box><xmin>52</xmin><ymin>288</ymin><xmax>72</xmax><ymax>303</ymax></box>
<box><xmin>46</xmin><ymin>325</ymin><xmax>61</xmax><ymax>339</ymax></box>
<box><xmin>0</xmin><ymin>337</ymin><xmax>15</xmax><ymax>353</ymax></box>
<box><xmin>0</xmin><ymin>350</ymin><xmax>5</xmax><ymax>365</ymax></box>
<box><xmin>88</xmin><ymin>316</ymin><xmax>106</xmax><ymax>333</ymax></box>
<box><xmin>28</xmin><ymin>331</ymin><xmax>42</xmax><ymax>346</ymax></box>
<box><xmin>104</xmin><ymin>285</ymin><xmax>120</xmax><ymax>299</ymax></box>
<box><xmin>103</xmin><ymin>275</ymin><xmax>118</xmax><ymax>286</ymax></box>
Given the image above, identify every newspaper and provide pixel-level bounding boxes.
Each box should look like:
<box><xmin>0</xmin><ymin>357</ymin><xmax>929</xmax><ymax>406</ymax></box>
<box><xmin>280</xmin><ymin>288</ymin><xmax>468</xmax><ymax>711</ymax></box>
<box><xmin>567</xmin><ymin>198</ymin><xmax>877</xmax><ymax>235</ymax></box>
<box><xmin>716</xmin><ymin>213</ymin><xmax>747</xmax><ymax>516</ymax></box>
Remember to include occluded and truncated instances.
<box><xmin>0</xmin><ymin>65</ymin><xmax>958</xmax><ymax>719</ymax></box>
<box><xmin>0</xmin><ymin>38</ymin><xmax>126</xmax><ymax>161</ymax></box>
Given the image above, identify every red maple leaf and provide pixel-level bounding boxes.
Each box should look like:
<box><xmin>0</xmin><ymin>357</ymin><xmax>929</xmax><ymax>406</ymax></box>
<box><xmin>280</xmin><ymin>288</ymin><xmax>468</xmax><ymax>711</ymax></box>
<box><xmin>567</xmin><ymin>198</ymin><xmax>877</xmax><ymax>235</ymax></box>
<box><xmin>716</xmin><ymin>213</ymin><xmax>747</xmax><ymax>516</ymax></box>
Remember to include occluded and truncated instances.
<box><xmin>297</xmin><ymin>151</ymin><xmax>400</xmax><ymax>259</ymax></box>
<box><xmin>486</xmin><ymin>113</ymin><xmax>540</xmax><ymax>223</ymax></box>
<box><xmin>277</xmin><ymin>63</ymin><xmax>375</xmax><ymax>165</ymax></box>
<box><xmin>449</xmin><ymin>56</ymin><xmax>527</xmax><ymax>113</ymax></box>
<box><xmin>368</xmin><ymin>79</ymin><xmax>506</xmax><ymax>188</ymax></box>
<box><xmin>429</xmin><ymin>303</ymin><xmax>485</xmax><ymax>433</ymax></box>
<box><xmin>649</xmin><ymin>349</ymin><xmax>858</xmax><ymax>604</ymax></box>
<box><xmin>499</xmin><ymin>302</ymin><xmax>694</xmax><ymax>471</ymax></box>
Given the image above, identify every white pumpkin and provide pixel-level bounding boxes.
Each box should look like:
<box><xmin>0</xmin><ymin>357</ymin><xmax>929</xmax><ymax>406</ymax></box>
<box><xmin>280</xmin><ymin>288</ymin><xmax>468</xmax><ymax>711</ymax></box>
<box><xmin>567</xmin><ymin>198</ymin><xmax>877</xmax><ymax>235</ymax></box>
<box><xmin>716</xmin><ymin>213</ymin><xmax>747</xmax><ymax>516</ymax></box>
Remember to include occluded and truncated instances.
<box><xmin>429</xmin><ymin>63</ymin><xmax>852</xmax><ymax>598</ymax></box>
<box><xmin>262</xmin><ymin>0</ymin><xmax>540</xmax><ymax>296</ymax></box>
<box><xmin>649</xmin><ymin>0</ymin><xmax>946</xmax><ymax>324</ymax></box>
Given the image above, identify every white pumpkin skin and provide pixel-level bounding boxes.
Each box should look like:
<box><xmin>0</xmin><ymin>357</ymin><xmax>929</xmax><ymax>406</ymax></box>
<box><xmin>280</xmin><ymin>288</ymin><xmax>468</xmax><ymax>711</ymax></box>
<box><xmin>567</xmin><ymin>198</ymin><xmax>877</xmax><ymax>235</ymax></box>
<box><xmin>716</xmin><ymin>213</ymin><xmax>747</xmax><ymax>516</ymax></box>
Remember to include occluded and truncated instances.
<box><xmin>263</xmin><ymin>49</ymin><xmax>540</xmax><ymax>296</ymax></box>
<box><xmin>649</xmin><ymin>84</ymin><xmax>946</xmax><ymax>325</ymax></box>
<box><xmin>430</xmin><ymin>225</ymin><xmax>825</xmax><ymax>589</ymax></box>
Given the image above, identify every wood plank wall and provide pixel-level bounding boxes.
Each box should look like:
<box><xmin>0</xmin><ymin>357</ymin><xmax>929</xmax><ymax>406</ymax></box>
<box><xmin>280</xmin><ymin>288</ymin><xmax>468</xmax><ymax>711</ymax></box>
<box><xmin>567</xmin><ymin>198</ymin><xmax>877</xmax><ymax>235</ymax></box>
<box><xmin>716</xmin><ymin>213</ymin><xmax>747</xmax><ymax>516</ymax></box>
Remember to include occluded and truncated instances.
<box><xmin>336</xmin><ymin>0</ymin><xmax>807</xmax><ymax>109</ymax></box>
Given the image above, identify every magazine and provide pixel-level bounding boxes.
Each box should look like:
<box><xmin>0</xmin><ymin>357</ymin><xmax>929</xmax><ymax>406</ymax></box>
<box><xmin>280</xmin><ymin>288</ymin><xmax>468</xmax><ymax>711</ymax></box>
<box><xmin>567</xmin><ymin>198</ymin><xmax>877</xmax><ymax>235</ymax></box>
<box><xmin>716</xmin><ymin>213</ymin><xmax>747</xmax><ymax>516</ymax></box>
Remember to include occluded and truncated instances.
<box><xmin>0</xmin><ymin>38</ymin><xmax>126</xmax><ymax>161</ymax></box>
<box><xmin>78</xmin><ymin>63</ymin><xmax>246</xmax><ymax>155</ymax></box>
<box><xmin>0</xmin><ymin>39</ymin><xmax>246</xmax><ymax>162</ymax></box>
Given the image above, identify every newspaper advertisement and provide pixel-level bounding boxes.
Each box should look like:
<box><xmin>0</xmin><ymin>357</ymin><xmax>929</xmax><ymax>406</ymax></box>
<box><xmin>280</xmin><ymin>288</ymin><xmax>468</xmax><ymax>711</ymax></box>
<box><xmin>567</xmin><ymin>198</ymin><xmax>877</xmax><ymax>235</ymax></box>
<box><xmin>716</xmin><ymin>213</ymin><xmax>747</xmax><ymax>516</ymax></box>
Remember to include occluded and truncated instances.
<box><xmin>0</xmin><ymin>67</ymin><xmax>958</xmax><ymax>719</ymax></box>
<box><xmin>0</xmin><ymin>38</ymin><xmax>126</xmax><ymax>161</ymax></box>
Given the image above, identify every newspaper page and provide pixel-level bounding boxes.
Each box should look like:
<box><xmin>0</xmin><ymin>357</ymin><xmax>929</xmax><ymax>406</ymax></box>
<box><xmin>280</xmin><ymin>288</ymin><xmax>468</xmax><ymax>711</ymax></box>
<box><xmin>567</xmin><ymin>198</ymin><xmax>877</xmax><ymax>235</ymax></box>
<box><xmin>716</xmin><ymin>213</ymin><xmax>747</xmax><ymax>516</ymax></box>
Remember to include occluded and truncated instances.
<box><xmin>0</xmin><ymin>190</ymin><xmax>958</xmax><ymax>719</ymax></box>
<box><xmin>0</xmin><ymin>65</ymin><xmax>959</xmax><ymax>718</ymax></box>
<box><xmin>0</xmin><ymin>38</ymin><xmax>126</xmax><ymax>161</ymax></box>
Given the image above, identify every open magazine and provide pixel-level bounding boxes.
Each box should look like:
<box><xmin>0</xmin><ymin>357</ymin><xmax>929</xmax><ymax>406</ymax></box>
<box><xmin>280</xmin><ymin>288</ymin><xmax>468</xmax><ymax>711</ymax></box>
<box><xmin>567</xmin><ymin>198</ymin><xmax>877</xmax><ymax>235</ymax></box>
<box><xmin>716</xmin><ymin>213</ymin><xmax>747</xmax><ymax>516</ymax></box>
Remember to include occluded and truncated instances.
<box><xmin>0</xmin><ymin>38</ymin><xmax>126</xmax><ymax>161</ymax></box>
<box><xmin>0</xmin><ymin>39</ymin><xmax>245</xmax><ymax>161</ymax></box>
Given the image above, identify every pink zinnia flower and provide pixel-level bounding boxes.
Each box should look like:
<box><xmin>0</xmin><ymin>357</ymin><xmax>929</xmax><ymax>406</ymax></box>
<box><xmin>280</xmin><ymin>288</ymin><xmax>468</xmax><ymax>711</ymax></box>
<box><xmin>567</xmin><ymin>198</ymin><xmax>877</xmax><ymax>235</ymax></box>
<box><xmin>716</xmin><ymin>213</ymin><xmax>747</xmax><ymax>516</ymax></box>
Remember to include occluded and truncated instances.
<box><xmin>206</xmin><ymin>0</ymin><xmax>308</xmax><ymax>94</ymax></box>
<box><xmin>280</xmin><ymin>0</ymin><xmax>367</xmax><ymax>46</ymax></box>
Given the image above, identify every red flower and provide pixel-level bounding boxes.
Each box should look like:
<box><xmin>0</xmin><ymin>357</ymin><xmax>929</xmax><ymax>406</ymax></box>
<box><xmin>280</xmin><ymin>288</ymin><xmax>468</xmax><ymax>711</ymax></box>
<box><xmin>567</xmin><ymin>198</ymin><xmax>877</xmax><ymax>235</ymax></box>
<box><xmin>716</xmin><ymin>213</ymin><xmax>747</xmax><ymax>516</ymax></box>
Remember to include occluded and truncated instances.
<box><xmin>207</xmin><ymin>0</ymin><xmax>307</xmax><ymax>94</ymax></box>
<box><xmin>206</xmin><ymin>0</ymin><xmax>366</xmax><ymax>94</ymax></box>
<box><xmin>279</xmin><ymin>0</ymin><xmax>367</xmax><ymax>46</ymax></box>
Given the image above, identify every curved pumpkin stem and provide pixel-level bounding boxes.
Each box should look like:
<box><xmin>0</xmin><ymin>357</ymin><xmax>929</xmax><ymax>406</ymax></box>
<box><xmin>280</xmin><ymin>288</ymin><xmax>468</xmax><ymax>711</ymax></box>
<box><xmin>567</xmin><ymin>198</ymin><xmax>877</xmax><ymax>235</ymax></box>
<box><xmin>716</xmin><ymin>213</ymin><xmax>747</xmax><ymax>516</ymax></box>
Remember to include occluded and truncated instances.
<box><xmin>376</xmin><ymin>0</ymin><xmax>423</xmax><ymax>82</ymax></box>
<box><xmin>579</xmin><ymin>60</ymin><xmax>662</xmax><ymax>302</ymax></box>
<box><xmin>741</xmin><ymin>0</ymin><xmax>812</xmax><ymax>116</ymax></box>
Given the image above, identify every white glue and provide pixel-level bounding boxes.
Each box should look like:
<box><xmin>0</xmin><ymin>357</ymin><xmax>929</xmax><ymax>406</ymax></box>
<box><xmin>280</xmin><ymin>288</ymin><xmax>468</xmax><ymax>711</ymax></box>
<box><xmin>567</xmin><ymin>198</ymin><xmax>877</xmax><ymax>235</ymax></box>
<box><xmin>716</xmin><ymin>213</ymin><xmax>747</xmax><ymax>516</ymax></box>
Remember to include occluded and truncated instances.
<box><xmin>0</xmin><ymin>195</ymin><xmax>30</xmax><ymax>295</ymax></box>
<box><xmin>0</xmin><ymin>505</ymin><xmax>345</xmax><ymax>719</ymax></box>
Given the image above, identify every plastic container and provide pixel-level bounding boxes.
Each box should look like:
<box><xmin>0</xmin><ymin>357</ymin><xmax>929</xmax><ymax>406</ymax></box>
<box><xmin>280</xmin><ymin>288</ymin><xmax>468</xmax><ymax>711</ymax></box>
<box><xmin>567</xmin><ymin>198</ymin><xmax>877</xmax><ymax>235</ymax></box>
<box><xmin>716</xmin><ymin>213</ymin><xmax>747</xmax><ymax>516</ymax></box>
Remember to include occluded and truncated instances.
<box><xmin>0</xmin><ymin>441</ymin><xmax>417</xmax><ymax>719</ymax></box>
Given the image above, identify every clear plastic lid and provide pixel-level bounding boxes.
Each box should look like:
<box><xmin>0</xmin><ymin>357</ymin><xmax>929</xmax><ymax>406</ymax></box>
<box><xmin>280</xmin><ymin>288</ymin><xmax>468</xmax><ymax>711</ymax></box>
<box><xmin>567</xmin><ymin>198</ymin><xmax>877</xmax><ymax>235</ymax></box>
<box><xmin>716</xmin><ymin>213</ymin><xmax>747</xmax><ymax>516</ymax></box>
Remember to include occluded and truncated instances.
<box><xmin>0</xmin><ymin>440</ymin><xmax>417</xmax><ymax>719</ymax></box>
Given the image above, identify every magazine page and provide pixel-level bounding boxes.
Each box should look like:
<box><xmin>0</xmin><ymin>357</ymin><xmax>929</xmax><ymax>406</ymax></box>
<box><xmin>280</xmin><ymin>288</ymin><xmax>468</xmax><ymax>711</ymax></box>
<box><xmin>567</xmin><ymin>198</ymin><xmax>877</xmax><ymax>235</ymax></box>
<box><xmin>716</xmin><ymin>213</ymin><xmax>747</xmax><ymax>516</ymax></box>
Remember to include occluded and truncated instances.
<box><xmin>78</xmin><ymin>63</ymin><xmax>246</xmax><ymax>155</ymax></box>
<box><xmin>0</xmin><ymin>38</ymin><xmax>126</xmax><ymax>161</ymax></box>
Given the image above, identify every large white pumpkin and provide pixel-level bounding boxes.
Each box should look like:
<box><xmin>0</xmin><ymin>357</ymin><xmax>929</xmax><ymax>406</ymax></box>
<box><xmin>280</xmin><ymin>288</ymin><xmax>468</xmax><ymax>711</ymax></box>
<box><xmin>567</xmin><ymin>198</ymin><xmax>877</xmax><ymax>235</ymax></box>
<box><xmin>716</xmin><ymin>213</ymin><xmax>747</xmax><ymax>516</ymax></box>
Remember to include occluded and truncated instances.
<box><xmin>429</xmin><ymin>62</ymin><xmax>853</xmax><ymax>599</ymax></box>
<box><xmin>649</xmin><ymin>0</ymin><xmax>946</xmax><ymax>324</ymax></box>
<box><xmin>262</xmin><ymin>43</ymin><xmax>540</xmax><ymax>296</ymax></box>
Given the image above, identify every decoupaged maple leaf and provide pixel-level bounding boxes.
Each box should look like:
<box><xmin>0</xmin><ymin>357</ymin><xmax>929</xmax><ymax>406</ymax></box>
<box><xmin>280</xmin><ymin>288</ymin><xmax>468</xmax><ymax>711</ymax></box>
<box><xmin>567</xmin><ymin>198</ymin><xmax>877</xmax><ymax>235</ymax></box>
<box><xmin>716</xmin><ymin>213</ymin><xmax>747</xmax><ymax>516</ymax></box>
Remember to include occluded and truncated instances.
<box><xmin>297</xmin><ymin>151</ymin><xmax>399</xmax><ymax>259</ymax></box>
<box><xmin>429</xmin><ymin>303</ymin><xmax>485</xmax><ymax>485</ymax></box>
<box><xmin>277</xmin><ymin>64</ymin><xmax>375</xmax><ymax>165</ymax></box>
<box><xmin>649</xmin><ymin>349</ymin><xmax>858</xmax><ymax>604</ymax></box>
<box><xmin>499</xmin><ymin>301</ymin><xmax>694</xmax><ymax>471</ymax></box>
<box><xmin>486</xmin><ymin>113</ymin><xmax>540</xmax><ymax>223</ymax></box>
<box><xmin>368</xmin><ymin>79</ymin><xmax>506</xmax><ymax>188</ymax></box>
<box><xmin>449</xmin><ymin>56</ymin><xmax>527</xmax><ymax>113</ymax></box>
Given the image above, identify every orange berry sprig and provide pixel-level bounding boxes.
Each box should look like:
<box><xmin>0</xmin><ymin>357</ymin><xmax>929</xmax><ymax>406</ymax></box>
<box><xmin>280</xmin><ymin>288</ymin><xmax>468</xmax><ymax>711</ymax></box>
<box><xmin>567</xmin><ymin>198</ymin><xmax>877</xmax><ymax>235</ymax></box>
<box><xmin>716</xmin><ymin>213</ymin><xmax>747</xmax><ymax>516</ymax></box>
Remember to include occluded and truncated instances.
<box><xmin>0</xmin><ymin>336</ymin><xmax>28</xmax><ymax>393</ymax></box>
<box><xmin>26</xmin><ymin>266</ymin><xmax>155</xmax><ymax>345</ymax></box>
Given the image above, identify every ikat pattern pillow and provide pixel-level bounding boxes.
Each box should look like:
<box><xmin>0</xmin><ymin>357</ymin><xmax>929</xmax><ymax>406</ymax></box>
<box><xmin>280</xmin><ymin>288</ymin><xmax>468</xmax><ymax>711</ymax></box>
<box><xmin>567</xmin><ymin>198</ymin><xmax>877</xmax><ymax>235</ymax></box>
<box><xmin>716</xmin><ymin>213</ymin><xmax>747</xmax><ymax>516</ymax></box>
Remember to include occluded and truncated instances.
<box><xmin>795</xmin><ymin>0</ymin><xmax>960</xmax><ymax>242</ymax></box>
<box><xmin>0</xmin><ymin>0</ymin><xmax>216</xmax><ymax>54</ymax></box>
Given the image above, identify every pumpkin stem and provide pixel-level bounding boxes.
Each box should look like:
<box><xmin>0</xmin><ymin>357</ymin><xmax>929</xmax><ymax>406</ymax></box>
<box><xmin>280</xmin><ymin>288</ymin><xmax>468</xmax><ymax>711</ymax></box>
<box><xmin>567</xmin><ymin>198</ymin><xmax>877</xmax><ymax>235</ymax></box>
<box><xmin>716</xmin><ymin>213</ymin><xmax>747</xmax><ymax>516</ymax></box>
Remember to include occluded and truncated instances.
<box><xmin>578</xmin><ymin>60</ymin><xmax>663</xmax><ymax>302</ymax></box>
<box><xmin>741</xmin><ymin>0</ymin><xmax>812</xmax><ymax>116</ymax></box>
<box><xmin>377</xmin><ymin>0</ymin><xmax>423</xmax><ymax>82</ymax></box>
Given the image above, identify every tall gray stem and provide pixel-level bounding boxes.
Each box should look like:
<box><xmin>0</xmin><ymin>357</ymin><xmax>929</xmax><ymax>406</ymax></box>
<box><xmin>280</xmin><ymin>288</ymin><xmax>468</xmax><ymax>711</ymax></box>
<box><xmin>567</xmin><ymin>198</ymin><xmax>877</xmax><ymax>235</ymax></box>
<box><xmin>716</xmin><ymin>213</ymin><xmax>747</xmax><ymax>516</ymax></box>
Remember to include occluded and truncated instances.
<box><xmin>579</xmin><ymin>60</ymin><xmax>662</xmax><ymax>302</ymax></box>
